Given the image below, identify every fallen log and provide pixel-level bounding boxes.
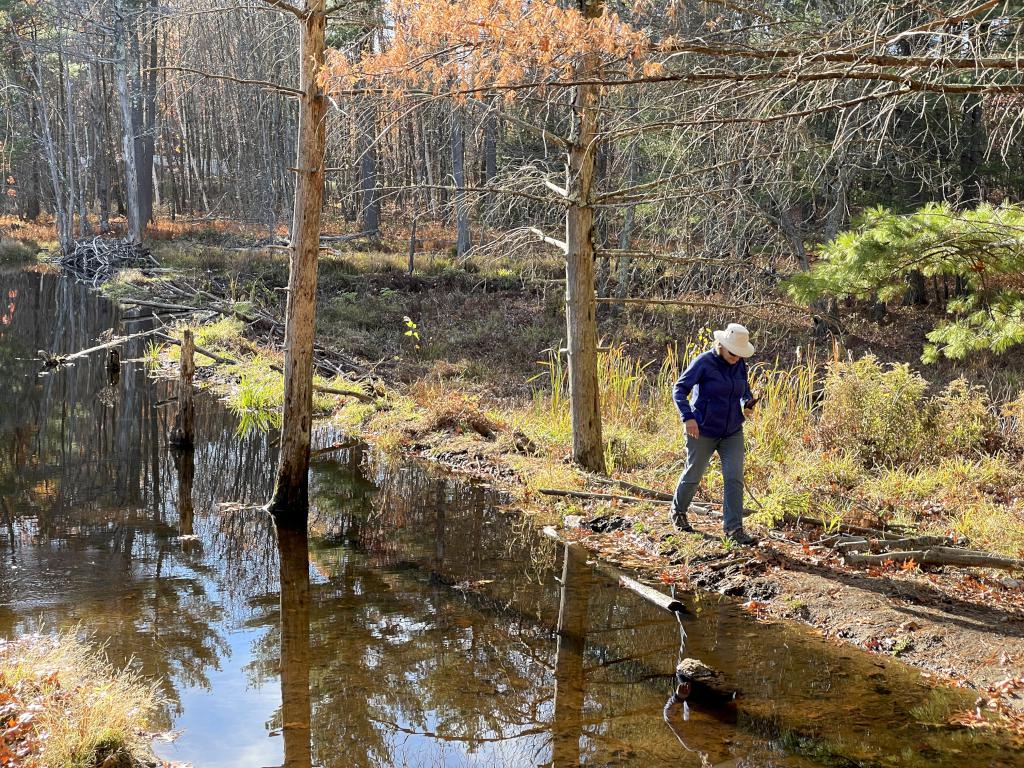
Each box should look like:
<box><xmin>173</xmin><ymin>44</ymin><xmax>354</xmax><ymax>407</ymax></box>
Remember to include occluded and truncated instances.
<box><xmin>122</xmin><ymin>298</ymin><xmax>206</xmax><ymax>314</ymax></box>
<box><xmin>782</xmin><ymin>512</ymin><xmax>911</xmax><ymax>540</ymax></box>
<box><xmin>268</xmin><ymin>363</ymin><xmax>375</xmax><ymax>403</ymax></box>
<box><xmin>541</xmin><ymin>526</ymin><xmax>687</xmax><ymax>613</ymax></box>
<box><xmin>589</xmin><ymin>476</ymin><xmax>673</xmax><ymax>502</ymax></box>
<box><xmin>152</xmin><ymin>332</ymin><xmax>236</xmax><ymax>365</ymax></box>
<box><xmin>843</xmin><ymin>546</ymin><xmax>1024</xmax><ymax>572</ymax></box>
<box><xmin>835</xmin><ymin>535</ymin><xmax>954</xmax><ymax>554</ymax></box>
<box><xmin>152</xmin><ymin>332</ymin><xmax>374</xmax><ymax>402</ymax></box>
<box><xmin>538</xmin><ymin>488</ymin><xmax>654</xmax><ymax>505</ymax></box>
<box><xmin>311</xmin><ymin>439</ymin><xmax>363</xmax><ymax>457</ymax></box>
<box><xmin>40</xmin><ymin>327</ymin><xmax>164</xmax><ymax>367</ymax></box>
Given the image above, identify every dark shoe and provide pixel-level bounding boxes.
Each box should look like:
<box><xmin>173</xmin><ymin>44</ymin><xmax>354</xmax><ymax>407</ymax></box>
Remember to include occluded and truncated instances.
<box><xmin>725</xmin><ymin>529</ymin><xmax>757</xmax><ymax>546</ymax></box>
<box><xmin>671</xmin><ymin>510</ymin><xmax>694</xmax><ymax>533</ymax></box>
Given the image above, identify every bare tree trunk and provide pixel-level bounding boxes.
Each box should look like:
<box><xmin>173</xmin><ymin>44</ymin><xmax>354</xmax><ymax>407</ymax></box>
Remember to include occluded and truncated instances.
<box><xmin>271</xmin><ymin>0</ymin><xmax>328</xmax><ymax>518</ymax></box>
<box><xmin>137</xmin><ymin>0</ymin><xmax>159</xmax><ymax>226</ymax></box>
<box><xmin>959</xmin><ymin>93</ymin><xmax>984</xmax><ymax>209</ymax></box>
<box><xmin>451</xmin><ymin>108</ymin><xmax>470</xmax><ymax>258</ymax></box>
<box><xmin>482</xmin><ymin>97</ymin><xmax>497</xmax><ymax>211</ymax></box>
<box><xmin>170</xmin><ymin>330</ymin><xmax>195</xmax><ymax>447</ymax></box>
<box><xmin>563</xmin><ymin>0</ymin><xmax>605</xmax><ymax>473</ymax></box>
<box><xmin>93</xmin><ymin>63</ymin><xmax>112</xmax><ymax>233</ymax></box>
<box><xmin>114</xmin><ymin>7</ymin><xmax>143</xmax><ymax>246</ymax></box>
<box><xmin>30</xmin><ymin>46</ymin><xmax>73</xmax><ymax>253</ymax></box>
<box><xmin>419</xmin><ymin>111</ymin><xmax>437</xmax><ymax>217</ymax></box>
<box><xmin>358</xmin><ymin>100</ymin><xmax>380</xmax><ymax>237</ymax></box>
<box><xmin>615</xmin><ymin>131</ymin><xmax>640</xmax><ymax>304</ymax></box>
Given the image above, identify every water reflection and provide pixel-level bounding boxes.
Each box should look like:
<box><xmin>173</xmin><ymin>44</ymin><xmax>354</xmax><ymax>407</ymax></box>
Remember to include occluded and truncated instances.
<box><xmin>1</xmin><ymin>270</ymin><xmax>1023</xmax><ymax>767</ymax></box>
<box><xmin>552</xmin><ymin>543</ymin><xmax>591</xmax><ymax>767</ymax></box>
<box><xmin>277</xmin><ymin>520</ymin><xmax>313</xmax><ymax>768</ymax></box>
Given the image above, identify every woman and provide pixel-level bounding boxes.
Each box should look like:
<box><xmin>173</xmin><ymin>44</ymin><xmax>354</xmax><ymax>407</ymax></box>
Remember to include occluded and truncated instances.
<box><xmin>670</xmin><ymin>322</ymin><xmax>757</xmax><ymax>544</ymax></box>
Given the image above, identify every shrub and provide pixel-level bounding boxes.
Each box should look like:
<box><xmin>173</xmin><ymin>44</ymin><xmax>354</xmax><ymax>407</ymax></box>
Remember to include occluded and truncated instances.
<box><xmin>816</xmin><ymin>355</ymin><xmax>928</xmax><ymax>467</ymax></box>
<box><xmin>928</xmin><ymin>377</ymin><xmax>999</xmax><ymax>456</ymax></box>
<box><xmin>1002</xmin><ymin>390</ymin><xmax>1024</xmax><ymax>453</ymax></box>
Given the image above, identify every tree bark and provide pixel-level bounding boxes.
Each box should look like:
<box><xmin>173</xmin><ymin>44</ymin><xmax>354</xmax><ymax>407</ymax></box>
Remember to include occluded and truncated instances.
<box><xmin>271</xmin><ymin>0</ymin><xmax>328</xmax><ymax>518</ymax></box>
<box><xmin>451</xmin><ymin>107</ymin><xmax>470</xmax><ymax>258</ymax></box>
<box><xmin>358</xmin><ymin>100</ymin><xmax>380</xmax><ymax>238</ymax></box>
<box><xmin>114</xmin><ymin>7</ymin><xmax>143</xmax><ymax>246</ymax></box>
<box><xmin>563</xmin><ymin>0</ymin><xmax>606</xmax><ymax>472</ymax></box>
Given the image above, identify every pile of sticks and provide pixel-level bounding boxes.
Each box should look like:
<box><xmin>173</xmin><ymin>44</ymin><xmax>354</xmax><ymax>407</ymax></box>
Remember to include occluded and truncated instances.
<box><xmin>54</xmin><ymin>237</ymin><xmax>159</xmax><ymax>286</ymax></box>
<box><xmin>122</xmin><ymin>277</ymin><xmax>369</xmax><ymax>380</ymax></box>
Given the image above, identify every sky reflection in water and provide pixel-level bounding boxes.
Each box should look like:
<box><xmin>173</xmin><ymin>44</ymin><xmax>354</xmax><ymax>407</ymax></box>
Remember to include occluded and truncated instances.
<box><xmin>0</xmin><ymin>270</ymin><xmax>1021</xmax><ymax>768</ymax></box>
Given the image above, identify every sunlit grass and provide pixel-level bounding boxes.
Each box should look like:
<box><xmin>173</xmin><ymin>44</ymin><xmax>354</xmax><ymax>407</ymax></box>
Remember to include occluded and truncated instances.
<box><xmin>508</xmin><ymin>330</ymin><xmax>1024</xmax><ymax>554</ymax></box>
<box><xmin>0</xmin><ymin>632</ymin><xmax>158</xmax><ymax>768</ymax></box>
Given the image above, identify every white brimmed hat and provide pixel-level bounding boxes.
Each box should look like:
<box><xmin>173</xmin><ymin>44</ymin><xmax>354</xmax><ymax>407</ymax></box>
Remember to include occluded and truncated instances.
<box><xmin>714</xmin><ymin>323</ymin><xmax>755</xmax><ymax>358</ymax></box>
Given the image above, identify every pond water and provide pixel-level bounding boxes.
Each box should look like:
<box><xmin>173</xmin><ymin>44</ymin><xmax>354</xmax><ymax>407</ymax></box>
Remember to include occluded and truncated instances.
<box><xmin>0</xmin><ymin>268</ymin><xmax>1021</xmax><ymax>767</ymax></box>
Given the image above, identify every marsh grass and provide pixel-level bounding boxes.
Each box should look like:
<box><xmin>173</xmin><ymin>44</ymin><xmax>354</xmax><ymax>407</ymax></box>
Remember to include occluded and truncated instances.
<box><xmin>518</xmin><ymin>333</ymin><xmax>1024</xmax><ymax>555</ymax></box>
<box><xmin>0</xmin><ymin>237</ymin><xmax>39</xmax><ymax>265</ymax></box>
<box><xmin>0</xmin><ymin>632</ymin><xmax>157</xmax><ymax>768</ymax></box>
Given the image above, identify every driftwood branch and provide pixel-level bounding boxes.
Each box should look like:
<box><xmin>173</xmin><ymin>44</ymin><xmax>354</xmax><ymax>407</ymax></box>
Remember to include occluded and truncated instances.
<box><xmin>40</xmin><ymin>327</ymin><xmax>164</xmax><ymax>368</ymax></box>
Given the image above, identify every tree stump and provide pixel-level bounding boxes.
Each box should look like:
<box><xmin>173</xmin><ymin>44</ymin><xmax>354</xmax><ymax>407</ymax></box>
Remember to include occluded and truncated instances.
<box><xmin>169</xmin><ymin>330</ymin><xmax>195</xmax><ymax>448</ymax></box>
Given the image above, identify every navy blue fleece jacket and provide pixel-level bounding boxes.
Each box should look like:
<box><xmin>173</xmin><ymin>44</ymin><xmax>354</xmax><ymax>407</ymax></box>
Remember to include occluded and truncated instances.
<box><xmin>673</xmin><ymin>349</ymin><xmax>753</xmax><ymax>438</ymax></box>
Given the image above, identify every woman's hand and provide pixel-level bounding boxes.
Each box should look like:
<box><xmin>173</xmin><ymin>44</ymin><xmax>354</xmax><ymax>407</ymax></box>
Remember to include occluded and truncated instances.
<box><xmin>684</xmin><ymin>419</ymin><xmax>700</xmax><ymax>439</ymax></box>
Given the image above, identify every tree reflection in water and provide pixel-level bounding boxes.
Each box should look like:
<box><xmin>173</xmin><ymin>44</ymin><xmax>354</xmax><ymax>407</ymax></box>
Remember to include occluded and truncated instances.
<box><xmin>3</xmin><ymin>272</ymin><xmax>1024</xmax><ymax>768</ymax></box>
<box><xmin>276</xmin><ymin>519</ymin><xmax>313</xmax><ymax>768</ymax></box>
<box><xmin>552</xmin><ymin>543</ymin><xmax>591</xmax><ymax>767</ymax></box>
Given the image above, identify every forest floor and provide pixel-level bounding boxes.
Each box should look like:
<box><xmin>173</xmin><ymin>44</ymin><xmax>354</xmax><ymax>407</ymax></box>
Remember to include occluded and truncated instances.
<box><xmin>5</xmin><ymin>216</ymin><xmax>1024</xmax><ymax>735</ymax></box>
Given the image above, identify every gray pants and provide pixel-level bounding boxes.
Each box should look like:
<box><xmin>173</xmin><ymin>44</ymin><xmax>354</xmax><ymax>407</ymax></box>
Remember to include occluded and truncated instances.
<box><xmin>671</xmin><ymin>430</ymin><xmax>745</xmax><ymax>533</ymax></box>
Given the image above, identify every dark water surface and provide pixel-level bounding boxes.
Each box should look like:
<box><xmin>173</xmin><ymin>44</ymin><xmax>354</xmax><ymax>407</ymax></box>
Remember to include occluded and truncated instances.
<box><xmin>0</xmin><ymin>269</ymin><xmax>1021</xmax><ymax>767</ymax></box>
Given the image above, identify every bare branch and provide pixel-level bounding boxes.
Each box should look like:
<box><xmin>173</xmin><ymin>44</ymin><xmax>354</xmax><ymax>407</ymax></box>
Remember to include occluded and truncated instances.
<box><xmin>528</xmin><ymin>227</ymin><xmax>568</xmax><ymax>255</ymax></box>
<box><xmin>155</xmin><ymin>65</ymin><xmax>301</xmax><ymax>98</ymax></box>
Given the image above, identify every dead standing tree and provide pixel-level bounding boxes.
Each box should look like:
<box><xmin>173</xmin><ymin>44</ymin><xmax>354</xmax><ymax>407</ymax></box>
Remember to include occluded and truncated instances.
<box><xmin>261</xmin><ymin>0</ymin><xmax>328</xmax><ymax>518</ymax></box>
<box><xmin>325</xmin><ymin>0</ymin><xmax>652</xmax><ymax>472</ymax></box>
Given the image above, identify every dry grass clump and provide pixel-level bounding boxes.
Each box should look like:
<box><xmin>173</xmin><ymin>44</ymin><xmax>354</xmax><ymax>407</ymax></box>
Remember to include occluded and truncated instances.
<box><xmin>0</xmin><ymin>237</ymin><xmax>38</xmax><ymax>265</ymax></box>
<box><xmin>0</xmin><ymin>632</ymin><xmax>158</xmax><ymax>768</ymax></box>
<box><xmin>409</xmin><ymin>383</ymin><xmax>504</xmax><ymax>439</ymax></box>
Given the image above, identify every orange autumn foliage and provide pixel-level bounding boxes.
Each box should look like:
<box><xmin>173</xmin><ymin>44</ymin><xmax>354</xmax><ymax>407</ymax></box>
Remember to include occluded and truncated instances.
<box><xmin>321</xmin><ymin>0</ymin><xmax>659</xmax><ymax>100</ymax></box>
